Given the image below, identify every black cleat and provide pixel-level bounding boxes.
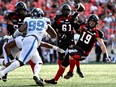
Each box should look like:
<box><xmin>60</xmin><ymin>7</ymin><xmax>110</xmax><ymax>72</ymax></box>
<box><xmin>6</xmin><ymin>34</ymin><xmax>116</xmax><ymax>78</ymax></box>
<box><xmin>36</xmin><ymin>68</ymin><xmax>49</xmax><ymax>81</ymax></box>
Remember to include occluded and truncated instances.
<box><xmin>44</xmin><ymin>79</ymin><xmax>57</xmax><ymax>84</ymax></box>
<box><xmin>64</xmin><ymin>71</ymin><xmax>73</xmax><ymax>79</ymax></box>
<box><xmin>33</xmin><ymin>76</ymin><xmax>44</xmax><ymax>86</ymax></box>
<box><xmin>2</xmin><ymin>73</ymin><xmax>8</xmax><ymax>82</ymax></box>
<box><xmin>77</xmin><ymin>70</ymin><xmax>84</xmax><ymax>78</ymax></box>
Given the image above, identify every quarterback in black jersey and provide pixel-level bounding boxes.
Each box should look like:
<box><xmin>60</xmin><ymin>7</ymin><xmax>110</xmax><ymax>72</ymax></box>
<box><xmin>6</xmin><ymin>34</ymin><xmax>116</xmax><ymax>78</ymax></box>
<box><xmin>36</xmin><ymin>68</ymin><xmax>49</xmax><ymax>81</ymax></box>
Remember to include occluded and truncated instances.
<box><xmin>52</xmin><ymin>4</ymin><xmax>84</xmax><ymax>78</ymax></box>
<box><xmin>45</xmin><ymin>14</ymin><xmax>110</xmax><ymax>84</ymax></box>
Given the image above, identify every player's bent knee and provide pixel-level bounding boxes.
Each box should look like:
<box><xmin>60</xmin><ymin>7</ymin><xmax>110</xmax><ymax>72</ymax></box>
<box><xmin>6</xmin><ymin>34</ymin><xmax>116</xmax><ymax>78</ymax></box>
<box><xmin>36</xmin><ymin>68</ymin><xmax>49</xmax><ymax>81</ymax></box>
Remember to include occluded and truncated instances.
<box><xmin>17</xmin><ymin>60</ymin><xmax>24</xmax><ymax>66</ymax></box>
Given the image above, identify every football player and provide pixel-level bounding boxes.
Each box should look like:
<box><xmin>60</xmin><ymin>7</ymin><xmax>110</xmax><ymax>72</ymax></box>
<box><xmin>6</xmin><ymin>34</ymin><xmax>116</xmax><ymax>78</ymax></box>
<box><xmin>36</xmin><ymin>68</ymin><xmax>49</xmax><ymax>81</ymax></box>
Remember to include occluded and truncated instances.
<box><xmin>0</xmin><ymin>1</ymin><xmax>29</xmax><ymax>82</ymax></box>
<box><xmin>0</xmin><ymin>8</ymin><xmax>58</xmax><ymax>86</ymax></box>
<box><xmin>51</xmin><ymin>3</ymin><xmax>85</xmax><ymax>79</ymax></box>
<box><xmin>44</xmin><ymin>14</ymin><xmax>110</xmax><ymax>84</ymax></box>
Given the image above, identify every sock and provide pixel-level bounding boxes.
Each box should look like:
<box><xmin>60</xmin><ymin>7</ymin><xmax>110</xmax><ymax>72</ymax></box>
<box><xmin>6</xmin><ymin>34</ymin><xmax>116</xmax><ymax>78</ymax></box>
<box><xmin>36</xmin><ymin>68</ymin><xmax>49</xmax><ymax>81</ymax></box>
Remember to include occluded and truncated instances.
<box><xmin>0</xmin><ymin>59</ymin><xmax>4</xmax><ymax>65</ymax></box>
<box><xmin>58</xmin><ymin>59</ymin><xmax>62</xmax><ymax>68</ymax></box>
<box><xmin>2</xmin><ymin>60</ymin><xmax>20</xmax><ymax>75</ymax></box>
<box><xmin>76</xmin><ymin>60</ymin><xmax>80</xmax><ymax>71</ymax></box>
<box><xmin>34</xmin><ymin>64</ymin><xmax>42</xmax><ymax>77</ymax></box>
<box><xmin>54</xmin><ymin>65</ymin><xmax>65</xmax><ymax>81</ymax></box>
<box><xmin>29</xmin><ymin>60</ymin><xmax>35</xmax><ymax>74</ymax></box>
<box><xmin>76</xmin><ymin>60</ymin><xmax>80</xmax><ymax>67</ymax></box>
<box><xmin>69</xmin><ymin>59</ymin><xmax>76</xmax><ymax>73</ymax></box>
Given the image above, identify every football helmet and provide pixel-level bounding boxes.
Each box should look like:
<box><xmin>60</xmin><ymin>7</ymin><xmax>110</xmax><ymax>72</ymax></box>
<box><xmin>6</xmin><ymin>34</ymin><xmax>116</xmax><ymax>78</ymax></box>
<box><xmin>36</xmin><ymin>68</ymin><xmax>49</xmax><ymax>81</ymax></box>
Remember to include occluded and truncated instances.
<box><xmin>61</xmin><ymin>4</ymin><xmax>71</xmax><ymax>17</ymax></box>
<box><xmin>15</xmin><ymin>2</ymin><xmax>27</xmax><ymax>16</ymax></box>
<box><xmin>87</xmin><ymin>14</ymin><xmax>99</xmax><ymax>29</ymax></box>
<box><xmin>31</xmin><ymin>8</ymin><xmax>44</xmax><ymax>18</ymax></box>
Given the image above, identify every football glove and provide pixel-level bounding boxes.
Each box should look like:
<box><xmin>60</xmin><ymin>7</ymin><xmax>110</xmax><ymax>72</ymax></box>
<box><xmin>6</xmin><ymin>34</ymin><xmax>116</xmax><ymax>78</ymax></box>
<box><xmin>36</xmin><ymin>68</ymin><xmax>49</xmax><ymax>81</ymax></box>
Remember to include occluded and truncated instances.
<box><xmin>53</xmin><ymin>46</ymin><xmax>65</xmax><ymax>53</ymax></box>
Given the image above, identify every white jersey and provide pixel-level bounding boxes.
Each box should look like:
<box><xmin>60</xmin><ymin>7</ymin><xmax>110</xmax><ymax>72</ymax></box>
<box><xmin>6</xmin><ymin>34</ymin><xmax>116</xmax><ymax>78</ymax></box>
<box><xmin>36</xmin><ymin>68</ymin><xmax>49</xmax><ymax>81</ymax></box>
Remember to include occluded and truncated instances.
<box><xmin>24</xmin><ymin>17</ymin><xmax>48</xmax><ymax>44</ymax></box>
<box><xmin>43</xmin><ymin>17</ymin><xmax>51</xmax><ymax>24</ymax></box>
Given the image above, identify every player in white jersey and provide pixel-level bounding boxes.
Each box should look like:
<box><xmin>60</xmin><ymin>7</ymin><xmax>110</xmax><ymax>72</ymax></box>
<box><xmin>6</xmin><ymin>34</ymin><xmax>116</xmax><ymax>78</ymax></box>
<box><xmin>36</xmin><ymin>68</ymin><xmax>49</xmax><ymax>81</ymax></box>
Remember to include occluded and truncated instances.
<box><xmin>0</xmin><ymin>8</ymin><xmax>57</xmax><ymax>86</ymax></box>
<box><xmin>0</xmin><ymin>35</ymin><xmax>23</xmax><ymax>82</ymax></box>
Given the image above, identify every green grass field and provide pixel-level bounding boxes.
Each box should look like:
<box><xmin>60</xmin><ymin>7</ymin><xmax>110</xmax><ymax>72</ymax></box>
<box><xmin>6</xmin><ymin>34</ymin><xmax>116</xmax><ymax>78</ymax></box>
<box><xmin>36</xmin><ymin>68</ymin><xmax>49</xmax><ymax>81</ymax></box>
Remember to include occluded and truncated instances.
<box><xmin>0</xmin><ymin>63</ymin><xmax>116</xmax><ymax>87</ymax></box>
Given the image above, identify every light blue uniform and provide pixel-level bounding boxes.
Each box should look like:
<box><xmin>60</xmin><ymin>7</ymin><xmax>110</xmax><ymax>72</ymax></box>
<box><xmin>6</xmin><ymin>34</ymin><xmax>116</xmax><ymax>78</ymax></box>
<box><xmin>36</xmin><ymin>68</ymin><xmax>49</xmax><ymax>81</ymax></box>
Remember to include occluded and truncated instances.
<box><xmin>19</xmin><ymin>17</ymin><xmax>48</xmax><ymax>64</ymax></box>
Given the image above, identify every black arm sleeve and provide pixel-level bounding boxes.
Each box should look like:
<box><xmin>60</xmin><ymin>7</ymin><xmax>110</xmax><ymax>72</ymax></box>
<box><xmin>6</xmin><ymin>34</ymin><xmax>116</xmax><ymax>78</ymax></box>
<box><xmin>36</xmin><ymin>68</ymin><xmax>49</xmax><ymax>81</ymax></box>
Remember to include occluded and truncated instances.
<box><xmin>7</xmin><ymin>24</ymin><xmax>15</xmax><ymax>35</ymax></box>
<box><xmin>70</xmin><ymin>12</ymin><xmax>79</xmax><ymax>23</ymax></box>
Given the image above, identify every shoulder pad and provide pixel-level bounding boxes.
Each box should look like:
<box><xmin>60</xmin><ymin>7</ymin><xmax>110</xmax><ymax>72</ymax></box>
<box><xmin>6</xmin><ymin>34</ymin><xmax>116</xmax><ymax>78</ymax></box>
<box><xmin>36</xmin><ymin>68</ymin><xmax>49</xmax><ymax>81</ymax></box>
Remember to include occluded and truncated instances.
<box><xmin>7</xmin><ymin>12</ymin><xmax>16</xmax><ymax>18</ymax></box>
<box><xmin>97</xmin><ymin>29</ymin><xmax>104</xmax><ymax>38</ymax></box>
<box><xmin>54</xmin><ymin>15</ymin><xmax>62</xmax><ymax>21</ymax></box>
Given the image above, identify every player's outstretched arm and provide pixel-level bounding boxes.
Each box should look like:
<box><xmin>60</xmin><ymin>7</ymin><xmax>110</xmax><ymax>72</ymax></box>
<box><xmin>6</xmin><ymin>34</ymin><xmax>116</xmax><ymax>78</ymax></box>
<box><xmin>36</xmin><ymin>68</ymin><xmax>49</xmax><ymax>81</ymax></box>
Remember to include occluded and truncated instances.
<box><xmin>40</xmin><ymin>41</ymin><xmax>65</xmax><ymax>53</ymax></box>
<box><xmin>97</xmin><ymin>38</ymin><xmax>111</xmax><ymax>62</ymax></box>
<box><xmin>13</xmin><ymin>22</ymin><xmax>27</xmax><ymax>37</ymax></box>
<box><xmin>46</xmin><ymin>24</ymin><xmax>58</xmax><ymax>38</ymax></box>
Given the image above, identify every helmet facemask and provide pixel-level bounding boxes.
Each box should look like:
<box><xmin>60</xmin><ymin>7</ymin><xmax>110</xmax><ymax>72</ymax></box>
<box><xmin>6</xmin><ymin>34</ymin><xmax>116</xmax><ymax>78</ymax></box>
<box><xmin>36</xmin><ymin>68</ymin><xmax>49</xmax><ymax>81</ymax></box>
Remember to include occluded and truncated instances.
<box><xmin>31</xmin><ymin>8</ymin><xmax>44</xmax><ymax>18</ymax></box>
<box><xmin>61</xmin><ymin>4</ymin><xmax>71</xmax><ymax>17</ymax></box>
<box><xmin>87</xmin><ymin>14</ymin><xmax>99</xmax><ymax>29</ymax></box>
<box><xmin>15</xmin><ymin>2</ymin><xmax>27</xmax><ymax>17</ymax></box>
<box><xmin>62</xmin><ymin>9</ymin><xmax>70</xmax><ymax>17</ymax></box>
<box><xmin>88</xmin><ymin>19</ymin><xmax>98</xmax><ymax>29</ymax></box>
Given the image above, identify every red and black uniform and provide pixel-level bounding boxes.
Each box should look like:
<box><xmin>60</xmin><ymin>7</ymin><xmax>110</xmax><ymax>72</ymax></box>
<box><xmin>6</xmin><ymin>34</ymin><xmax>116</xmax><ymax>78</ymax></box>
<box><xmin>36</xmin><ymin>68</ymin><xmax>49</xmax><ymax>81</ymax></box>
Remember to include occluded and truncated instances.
<box><xmin>63</xmin><ymin>23</ymin><xmax>104</xmax><ymax>66</ymax></box>
<box><xmin>52</xmin><ymin>13</ymin><xmax>79</xmax><ymax>63</ymax></box>
<box><xmin>7</xmin><ymin>12</ymin><xmax>30</xmax><ymax>35</ymax></box>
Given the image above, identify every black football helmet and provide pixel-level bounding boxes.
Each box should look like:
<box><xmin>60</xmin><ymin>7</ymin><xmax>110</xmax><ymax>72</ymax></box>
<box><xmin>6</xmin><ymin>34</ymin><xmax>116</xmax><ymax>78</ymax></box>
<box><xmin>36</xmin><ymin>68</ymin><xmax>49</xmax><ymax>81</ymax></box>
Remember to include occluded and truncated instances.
<box><xmin>15</xmin><ymin>2</ymin><xmax>27</xmax><ymax>17</ymax></box>
<box><xmin>61</xmin><ymin>4</ymin><xmax>71</xmax><ymax>17</ymax></box>
<box><xmin>31</xmin><ymin>8</ymin><xmax>44</xmax><ymax>18</ymax></box>
<box><xmin>87</xmin><ymin>14</ymin><xmax>99</xmax><ymax>29</ymax></box>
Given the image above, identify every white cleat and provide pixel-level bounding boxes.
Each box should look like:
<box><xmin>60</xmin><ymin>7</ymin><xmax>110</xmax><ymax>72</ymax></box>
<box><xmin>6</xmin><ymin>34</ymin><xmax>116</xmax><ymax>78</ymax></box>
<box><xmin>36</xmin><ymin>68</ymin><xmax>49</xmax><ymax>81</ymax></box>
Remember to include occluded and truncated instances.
<box><xmin>0</xmin><ymin>71</ymin><xmax>5</xmax><ymax>78</ymax></box>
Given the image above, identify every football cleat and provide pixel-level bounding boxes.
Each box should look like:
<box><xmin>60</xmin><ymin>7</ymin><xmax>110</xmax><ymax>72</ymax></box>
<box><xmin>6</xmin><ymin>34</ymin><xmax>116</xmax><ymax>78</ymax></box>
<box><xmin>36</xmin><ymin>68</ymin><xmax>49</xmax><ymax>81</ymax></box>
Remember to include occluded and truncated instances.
<box><xmin>77</xmin><ymin>70</ymin><xmax>84</xmax><ymax>78</ymax></box>
<box><xmin>33</xmin><ymin>76</ymin><xmax>44</xmax><ymax>86</ymax></box>
<box><xmin>2</xmin><ymin>73</ymin><xmax>8</xmax><ymax>82</ymax></box>
<box><xmin>64</xmin><ymin>71</ymin><xmax>73</xmax><ymax>79</ymax></box>
<box><xmin>44</xmin><ymin>79</ymin><xmax>57</xmax><ymax>84</ymax></box>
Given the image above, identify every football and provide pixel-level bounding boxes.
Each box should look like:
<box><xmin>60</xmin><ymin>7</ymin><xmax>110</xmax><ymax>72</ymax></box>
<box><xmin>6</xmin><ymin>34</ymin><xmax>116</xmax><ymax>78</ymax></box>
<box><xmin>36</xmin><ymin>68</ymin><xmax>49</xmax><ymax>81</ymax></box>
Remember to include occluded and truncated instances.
<box><xmin>75</xmin><ymin>3</ymin><xmax>85</xmax><ymax>12</ymax></box>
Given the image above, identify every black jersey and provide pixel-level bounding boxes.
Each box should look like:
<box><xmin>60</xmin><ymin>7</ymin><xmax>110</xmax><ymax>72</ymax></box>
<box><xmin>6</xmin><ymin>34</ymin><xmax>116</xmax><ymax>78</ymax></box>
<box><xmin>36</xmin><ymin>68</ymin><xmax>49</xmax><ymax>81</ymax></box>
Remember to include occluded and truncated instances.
<box><xmin>7</xmin><ymin>12</ymin><xmax>25</xmax><ymax>29</ymax></box>
<box><xmin>7</xmin><ymin>12</ymin><xmax>30</xmax><ymax>35</ymax></box>
<box><xmin>52</xmin><ymin>13</ymin><xmax>78</xmax><ymax>41</ymax></box>
<box><xmin>76</xmin><ymin>24</ymin><xmax>104</xmax><ymax>55</ymax></box>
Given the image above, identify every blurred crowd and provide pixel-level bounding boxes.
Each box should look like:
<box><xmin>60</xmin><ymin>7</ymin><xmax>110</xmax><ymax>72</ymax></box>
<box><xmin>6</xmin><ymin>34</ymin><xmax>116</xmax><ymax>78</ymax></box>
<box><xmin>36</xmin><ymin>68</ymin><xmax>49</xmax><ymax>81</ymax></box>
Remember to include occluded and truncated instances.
<box><xmin>0</xmin><ymin>0</ymin><xmax>115</xmax><ymax>63</ymax></box>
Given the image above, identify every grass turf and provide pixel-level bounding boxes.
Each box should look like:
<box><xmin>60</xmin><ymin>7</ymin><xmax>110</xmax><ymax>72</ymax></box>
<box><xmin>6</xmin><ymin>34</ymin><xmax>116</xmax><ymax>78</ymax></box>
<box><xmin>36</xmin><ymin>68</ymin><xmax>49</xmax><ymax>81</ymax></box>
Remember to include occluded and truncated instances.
<box><xmin>0</xmin><ymin>63</ymin><xmax>116</xmax><ymax>87</ymax></box>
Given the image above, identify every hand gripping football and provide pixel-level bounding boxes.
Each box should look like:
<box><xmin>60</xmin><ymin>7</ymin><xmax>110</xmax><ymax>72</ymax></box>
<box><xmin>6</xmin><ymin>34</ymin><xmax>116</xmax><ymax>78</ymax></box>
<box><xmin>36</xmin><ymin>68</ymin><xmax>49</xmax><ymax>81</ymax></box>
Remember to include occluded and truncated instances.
<box><xmin>75</xmin><ymin>3</ymin><xmax>85</xmax><ymax>12</ymax></box>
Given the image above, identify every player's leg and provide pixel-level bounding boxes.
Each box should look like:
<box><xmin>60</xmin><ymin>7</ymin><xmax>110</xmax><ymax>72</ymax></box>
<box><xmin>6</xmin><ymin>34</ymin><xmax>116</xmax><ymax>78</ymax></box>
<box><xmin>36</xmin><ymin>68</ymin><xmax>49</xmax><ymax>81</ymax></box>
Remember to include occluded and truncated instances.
<box><xmin>28</xmin><ymin>60</ymin><xmax>35</xmax><ymax>73</ymax></box>
<box><xmin>0</xmin><ymin>36</ymin><xmax>34</xmax><ymax>78</ymax></box>
<box><xmin>0</xmin><ymin>59</ymin><xmax>5</xmax><ymax>65</ymax></box>
<box><xmin>45</xmin><ymin>53</ymin><xmax>70</xmax><ymax>84</ymax></box>
<box><xmin>1</xmin><ymin>41</ymin><xmax>11</xmax><ymax>82</ymax></box>
<box><xmin>31</xmin><ymin>50</ymin><xmax>44</xmax><ymax>86</ymax></box>
<box><xmin>64</xmin><ymin>56</ymin><xmax>75</xmax><ymax>79</ymax></box>
<box><xmin>64</xmin><ymin>50</ymin><xmax>85</xmax><ymax>79</ymax></box>
<box><xmin>57</xmin><ymin>53</ymin><xmax>65</xmax><ymax>67</ymax></box>
<box><xmin>76</xmin><ymin>60</ymin><xmax>84</xmax><ymax>78</ymax></box>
